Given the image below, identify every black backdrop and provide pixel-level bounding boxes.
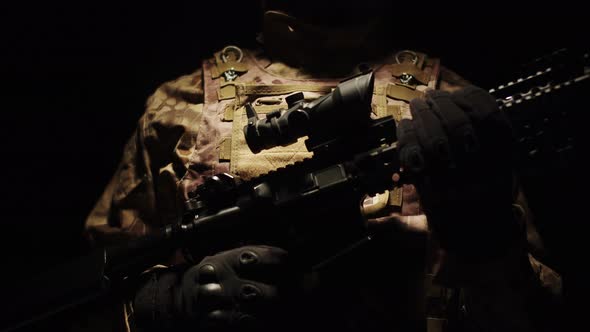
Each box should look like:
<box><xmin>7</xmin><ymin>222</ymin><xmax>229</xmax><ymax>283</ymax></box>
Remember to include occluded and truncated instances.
<box><xmin>0</xmin><ymin>2</ymin><xmax>585</xmax><ymax>274</ymax></box>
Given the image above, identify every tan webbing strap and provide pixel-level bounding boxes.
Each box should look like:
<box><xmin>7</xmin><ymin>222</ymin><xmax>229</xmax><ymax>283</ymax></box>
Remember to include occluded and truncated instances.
<box><xmin>373</xmin><ymin>87</ymin><xmax>406</xmax><ymax>121</ymax></box>
<box><xmin>238</xmin><ymin>83</ymin><xmax>333</xmax><ymax>96</ymax></box>
<box><xmin>373</xmin><ymin>87</ymin><xmax>388</xmax><ymax>118</ymax></box>
<box><xmin>253</xmin><ymin>104</ymin><xmax>285</xmax><ymax>113</ymax></box>
<box><xmin>386</xmin><ymin>83</ymin><xmax>424</xmax><ymax>102</ymax></box>
<box><xmin>211</xmin><ymin>62</ymin><xmax>249</xmax><ymax>79</ymax></box>
<box><xmin>387</xmin><ymin>105</ymin><xmax>403</xmax><ymax>122</ymax></box>
<box><xmin>375</xmin><ymin>84</ymin><xmax>425</xmax><ymax>103</ymax></box>
<box><xmin>222</xmin><ymin>102</ymin><xmax>235</xmax><ymax>121</ymax></box>
<box><xmin>390</xmin><ymin>63</ymin><xmax>430</xmax><ymax>85</ymax></box>
<box><xmin>218</xmin><ymin>83</ymin><xmax>333</xmax><ymax>101</ymax></box>
<box><xmin>211</xmin><ymin>50</ymin><xmax>249</xmax><ymax>80</ymax></box>
<box><xmin>219</xmin><ymin>137</ymin><xmax>232</xmax><ymax>162</ymax></box>
<box><xmin>218</xmin><ymin>82</ymin><xmax>238</xmax><ymax>100</ymax></box>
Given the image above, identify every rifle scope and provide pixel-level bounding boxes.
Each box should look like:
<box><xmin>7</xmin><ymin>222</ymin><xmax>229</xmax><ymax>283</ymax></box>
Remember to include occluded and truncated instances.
<box><xmin>243</xmin><ymin>71</ymin><xmax>374</xmax><ymax>153</ymax></box>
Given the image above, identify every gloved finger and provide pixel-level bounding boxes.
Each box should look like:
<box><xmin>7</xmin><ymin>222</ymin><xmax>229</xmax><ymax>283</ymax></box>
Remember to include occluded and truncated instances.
<box><xmin>194</xmin><ymin>280</ymin><xmax>279</xmax><ymax>313</ymax></box>
<box><xmin>230</xmin><ymin>246</ymin><xmax>289</xmax><ymax>282</ymax></box>
<box><xmin>195</xmin><ymin>262</ymin><xmax>218</xmax><ymax>284</ymax></box>
<box><xmin>196</xmin><ymin>281</ymin><xmax>231</xmax><ymax>311</ymax></box>
<box><xmin>425</xmin><ymin>90</ymin><xmax>479</xmax><ymax>155</ymax></box>
<box><xmin>450</xmin><ymin>85</ymin><xmax>499</xmax><ymax>124</ymax></box>
<box><xmin>181</xmin><ymin>264</ymin><xmax>230</xmax><ymax>319</ymax></box>
<box><xmin>235</xmin><ymin>281</ymin><xmax>280</xmax><ymax>308</ymax></box>
<box><xmin>409</xmin><ymin>98</ymin><xmax>452</xmax><ymax>169</ymax></box>
<box><xmin>233</xmin><ymin>281</ymin><xmax>286</xmax><ymax>331</ymax></box>
<box><xmin>396</xmin><ymin>119</ymin><xmax>425</xmax><ymax>173</ymax></box>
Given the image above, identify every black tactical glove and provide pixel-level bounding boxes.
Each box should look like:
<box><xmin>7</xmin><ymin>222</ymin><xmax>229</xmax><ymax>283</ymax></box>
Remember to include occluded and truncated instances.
<box><xmin>397</xmin><ymin>86</ymin><xmax>521</xmax><ymax>261</ymax></box>
<box><xmin>133</xmin><ymin>245</ymin><xmax>289</xmax><ymax>331</ymax></box>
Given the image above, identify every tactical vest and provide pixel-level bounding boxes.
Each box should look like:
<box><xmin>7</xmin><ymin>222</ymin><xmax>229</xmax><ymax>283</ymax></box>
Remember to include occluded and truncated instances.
<box><xmin>179</xmin><ymin>46</ymin><xmax>455</xmax><ymax>331</ymax></box>
<box><xmin>185</xmin><ymin>46</ymin><xmax>439</xmax><ymax>214</ymax></box>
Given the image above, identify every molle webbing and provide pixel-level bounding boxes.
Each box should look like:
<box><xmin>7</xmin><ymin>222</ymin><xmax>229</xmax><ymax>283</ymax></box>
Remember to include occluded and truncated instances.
<box><xmin>218</xmin><ymin>102</ymin><xmax>314</xmax><ymax>165</ymax></box>
<box><xmin>372</xmin><ymin>50</ymin><xmax>440</xmax><ymax>212</ymax></box>
<box><xmin>383</xmin><ymin>83</ymin><xmax>425</xmax><ymax>102</ymax></box>
<box><xmin>372</xmin><ymin>51</ymin><xmax>440</xmax><ymax>124</ymax></box>
<box><xmin>196</xmin><ymin>46</ymin><xmax>451</xmax><ymax>331</ymax></box>
<box><xmin>218</xmin><ymin>82</ymin><xmax>333</xmax><ymax>101</ymax></box>
<box><xmin>200</xmin><ymin>46</ymin><xmax>441</xmax><ymax>205</ymax></box>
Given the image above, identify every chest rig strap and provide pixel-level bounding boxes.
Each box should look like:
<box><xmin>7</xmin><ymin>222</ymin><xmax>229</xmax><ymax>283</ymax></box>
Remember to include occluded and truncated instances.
<box><xmin>218</xmin><ymin>82</ymin><xmax>333</xmax><ymax>101</ymax></box>
<box><xmin>210</xmin><ymin>46</ymin><xmax>249</xmax><ymax>81</ymax></box>
<box><xmin>368</xmin><ymin>50</ymin><xmax>441</xmax><ymax>213</ymax></box>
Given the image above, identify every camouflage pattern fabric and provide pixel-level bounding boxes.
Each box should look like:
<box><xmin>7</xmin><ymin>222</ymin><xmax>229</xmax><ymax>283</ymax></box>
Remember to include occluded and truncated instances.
<box><xmin>84</xmin><ymin>47</ymin><xmax>562</xmax><ymax>332</ymax></box>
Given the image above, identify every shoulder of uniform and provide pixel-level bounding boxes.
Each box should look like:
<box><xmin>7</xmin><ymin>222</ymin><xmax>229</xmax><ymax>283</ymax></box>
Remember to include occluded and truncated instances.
<box><xmin>139</xmin><ymin>69</ymin><xmax>204</xmax><ymax>147</ymax></box>
<box><xmin>145</xmin><ymin>69</ymin><xmax>204</xmax><ymax>114</ymax></box>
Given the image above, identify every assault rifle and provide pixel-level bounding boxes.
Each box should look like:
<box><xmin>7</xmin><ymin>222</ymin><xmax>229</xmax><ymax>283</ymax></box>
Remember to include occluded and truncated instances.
<box><xmin>492</xmin><ymin>48</ymin><xmax>588</xmax><ymax>271</ymax></box>
<box><xmin>5</xmin><ymin>49</ymin><xmax>587</xmax><ymax>331</ymax></box>
<box><xmin>4</xmin><ymin>71</ymin><xmax>401</xmax><ymax>331</ymax></box>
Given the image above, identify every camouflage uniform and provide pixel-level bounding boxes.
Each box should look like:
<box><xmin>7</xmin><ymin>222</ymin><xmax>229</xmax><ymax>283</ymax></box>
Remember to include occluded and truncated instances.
<box><xmin>85</xmin><ymin>41</ymin><xmax>562</xmax><ymax>331</ymax></box>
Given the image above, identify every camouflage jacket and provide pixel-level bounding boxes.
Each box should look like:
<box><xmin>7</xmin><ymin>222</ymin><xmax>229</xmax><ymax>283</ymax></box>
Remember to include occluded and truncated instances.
<box><xmin>83</xmin><ymin>47</ymin><xmax>562</xmax><ymax>332</ymax></box>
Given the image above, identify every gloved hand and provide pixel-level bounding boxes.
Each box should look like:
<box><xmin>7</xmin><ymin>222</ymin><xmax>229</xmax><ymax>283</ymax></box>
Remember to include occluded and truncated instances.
<box><xmin>133</xmin><ymin>245</ymin><xmax>289</xmax><ymax>331</ymax></box>
<box><xmin>396</xmin><ymin>86</ymin><xmax>521</xmax><ymax>261</ymax></box>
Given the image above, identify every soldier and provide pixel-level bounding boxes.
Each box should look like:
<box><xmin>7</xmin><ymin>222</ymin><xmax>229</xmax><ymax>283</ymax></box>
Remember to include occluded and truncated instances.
<box><xmin>85</xmin><ymin>1</ymin><xmax>563</xmax><ymax>331</ymax></box>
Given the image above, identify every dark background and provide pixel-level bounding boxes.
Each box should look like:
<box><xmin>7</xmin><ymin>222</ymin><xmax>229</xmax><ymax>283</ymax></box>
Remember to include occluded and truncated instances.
<box><xmin>0</xmin><ymin>0</ymin><xmax>585</xmax><ymax>286</ymax></box>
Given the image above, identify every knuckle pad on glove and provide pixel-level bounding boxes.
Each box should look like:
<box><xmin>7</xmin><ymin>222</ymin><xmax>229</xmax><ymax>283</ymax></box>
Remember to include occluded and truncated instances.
<box><xmin>239</xmin><ymin>283</ymin><xmax>262</xmax><ymax>301</ymax></box>
<box><xmin>239</xmin><ymin>250</ymin><xmax>259</xmax><ymax>266</ymax></box>
<box><xmin>198</xmin><ymin>283</ymin><xmax>225</xmax><ymax>307</ymax></box>
<box><xmin>197</xmin><ymin>264</ymin><xmax>217</xmax><ymax>283</ymax></box>
<box><xmin>229</xmin><ymin>246</ymin><xmax>289</xmax><ymax>285</ymax></box>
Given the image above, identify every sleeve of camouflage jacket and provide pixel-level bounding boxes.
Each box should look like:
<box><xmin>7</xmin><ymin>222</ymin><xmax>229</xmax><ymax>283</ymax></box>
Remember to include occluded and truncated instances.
<box><xmin>84</xmin><ymin>69</ymin><xmax>204</xmax><ymax>248</ymax></box>
<box><xmin>436</xmin><ymin>67</ymin><xmax>564</xmax><ymax>331</ymax></box>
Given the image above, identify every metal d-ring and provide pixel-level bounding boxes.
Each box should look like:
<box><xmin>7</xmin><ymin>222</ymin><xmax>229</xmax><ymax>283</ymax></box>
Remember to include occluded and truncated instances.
<box><xmin>394</xmin><ymin>50</ymin><xmax>418</xmax><ymax>65</ymax></box>
<box><xmin>221</xmin><ymin>45</ymin><xmax>244</xmax><ymax>82</ymax></box>
<box><xmin>221</xmin><ymin>45</ymin><xmax>244</xmax><ymax>63</ymax></box>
